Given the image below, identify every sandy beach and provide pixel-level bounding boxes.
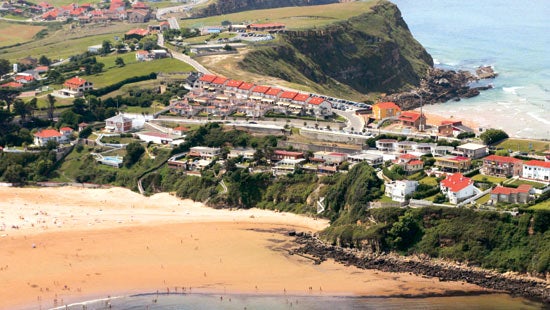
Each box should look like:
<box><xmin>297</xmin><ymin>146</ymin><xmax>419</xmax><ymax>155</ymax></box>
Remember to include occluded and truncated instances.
<box><xmin>0</xmin><ymin>186</ymin><xmax>489</xmax><ymax>309</ymax></box>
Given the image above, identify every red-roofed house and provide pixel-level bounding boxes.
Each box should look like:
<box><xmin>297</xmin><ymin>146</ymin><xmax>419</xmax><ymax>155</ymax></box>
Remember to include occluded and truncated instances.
<box><xmin>125</xmin><ymin>28</ymin><xmax>149</xmax><ymax>39</ymax></box>
<box><xmin>292</xmin><ymin>93</ymin><xmax>310</xmax><ymax>104</ymax></box>
<box><xmin>398</xmin><ymin>111</ymin><xmax>426</xmax><ymax>130</ymax></box>
<box><xmin>251</xmin><ymin>85</ymin><xmax>270</xmax><ymax>98</ymax></box>
<box><xmin>440</xmin><ymin>173</ymin><xmax>475</xmax><ymax>204</ymax></box>
<box><xmin>482</xmin><ymin>155</ymin><xmax>523</xmax><ymax>177</ymax></box>
<box><xmin>224</xmin><ymin>79</ymin><xmax>244</xmax><ymax>92</ymax></box>
<box><xmin>195</xmin><ymin>74</ymin><xmax>217</xmax><ymax>88</ymax></box>
<box><xmin>14</xmin><ymin>74</ymin><xmax>35</xmax><ymax>84</ymax></box>
<box><xmin>135</xmin><ymin>50</ymin><xmax>150</xmax><ymax>61</ymax></box>
<box><xmin>38</xmin><ymin>2</ymin><xmax>53</xmax><ymax>11</ymax></box>
<box><xmin>172</xmin><ymin>126</ymin><xmax>189</xmax><ymax>136</ymax></box>
<box><xmin>393</xmin><ymin>154</ymin><xmax>424</xmax><ymax>174</ymax></box>
<box><xmin>34</xmin><ymin>129</ymin><xmax>62</xmax><ymax>146</ymax></box>
<box><xmin>237</xmin><ymin>82</ymin><xmax>254</xmax><ymax>96</ymax></box>
<box><xmin>131</xmin><ymin>2</ymin><xmax>149</xmax><ymax>9</ymax></box>
<box><xmin>58</xmin><ymin>76</ymin><xmax>93</xmax><ymax>97</ymax></box>
<box><xmin>263</xmin><ymin>88</ymin><xmax>282</xmax><ymax>102</ymax></box>
<box><xmin>78</xmin><ymin>122</ymin><xmax>89</xmax><ymax>132</ymax></box>
<box><xmin>127</xmin><ymin>9</ymin><xmax>150</xmax><ymax>23</ymax></box>
<box><xmin>372</xmin><ymin>102</ymin><xmax>401</xmax><ymax>119</ymax></box>
<box><xmin>1</xmin><ymin>82</ymin><xmax>23</xmax><ymax>88</ymax></box>
<box><xmin>210</xmin><ymin>76</ymin><xmax>228</xmax><ymax>89</ymax></box>
<box><xmin>278</xmin><ymin>91</ymin><xmax>298</xmax><ymax>103</ymax></box>
<box><xmin>522</xmin><ymin>160</ymin><xmax>550</xmax><ymax>182</ymax></box>
<box><xmin>306</xmin><ymin>97</ymin><xmax>332</xmax><ymax>116</ymax></box>
<box><xmin>272</xmin><ymin>150</ymin><xmax>304</xmax><ymax>161</ymax></box>
<box><xmin>42</xmin><ymin>9</ymin><xmax>58</xmax><ymax>20</ymax></box>
<box><xmin>491</xmin><ymin>185</ymin><xmax>532</xmax><ymax>204</ymax></box>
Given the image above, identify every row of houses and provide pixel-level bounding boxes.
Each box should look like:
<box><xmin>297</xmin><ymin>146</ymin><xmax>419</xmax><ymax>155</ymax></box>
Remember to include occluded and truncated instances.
<box><xmin>481</xmin><ymin>155</ymin><xmax>550</xmax><ymax>182</ymax></box>
<box><xmin>39</xmin><ymin>0</ymin><xmax>152</xmax><ymax>23</ymax></box>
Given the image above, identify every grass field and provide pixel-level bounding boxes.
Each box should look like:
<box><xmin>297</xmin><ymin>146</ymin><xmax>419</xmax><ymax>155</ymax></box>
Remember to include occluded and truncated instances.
<box><xmin>180</xmin><ymin>1</ymin><xmax>377</xmax><ymax>30</ymax></box>
<box><xmin>476</xmin><ymin>193</ymin><xmax>491</xmax><ymax>205</ymax></box>
<box><xmin>0</xmin><ymin>22</ymin><xmax>45</xmax><ymax>48</ymax></box>
<box><xmin>419</xmin><ymin>176</ymin><xmax>438</xmax><ymax>186</ymax></box>
<box><xmin>86</xmin><ymin>52</ymin><xmax>194</xmax><ymax>88</ymax></box>
<box><xmin>496</xmin><ymin>138</ymin><xmax>550</xmax><ymax>155</ymax></box>
<box><xmin>472</xmin><ymin>174</ymin><xmax>508</xmax><ymax>184</ymax></box>
<box><xmin>529</xmin><ymin>199</ymin><xmax>550</xmax><ymax>210</ymax></box>
<box><xmin>507</xmin><ymin>179</ymin><xmax>547</xmax><ymax>189</ymax></box>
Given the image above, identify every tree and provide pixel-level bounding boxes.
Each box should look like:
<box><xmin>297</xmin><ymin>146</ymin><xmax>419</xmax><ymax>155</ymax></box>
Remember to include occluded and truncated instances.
<box><xmin>101</xmin><ymin>40</ymin><xmax>112</xmax><ymax>55</ymax></box>
<box><xmin>124</xmin><ymin>141</ymin><xmax>145</xmax><ymax>167</ymax></box>
<box><xmin>28</xmin><ymin>97</ymin><xmax>38</xmax><ymax>117</ymax></box>
<box><xmin>13</xmin><ymin>99</ymin><xmax>31</xmax><ymax>122</ymax></box>
<box><xmin>0</xmin><ymin>88</ymin><xmax>20</xmax><ymax>113</ymax></box>
<box><xmin>3</xmin><ymin>164</ymin><xmax>24</xmax><ymax>183</ymax></box>
<box><xmin>480</xmin><ymin>129</ymin><xmax>509</xmax><ymax>145</ymax></box>
<box><xmin>0</xmin><ymin>58</ymin><xmax>10</xmax><ymax>75</ymax></box>
<box><xmin>39</xmin><ymin>55</ymin><xmax>51</xmax><ymax>66</ymax></box>
<box><xmin>46</xmin><ymin>94</ymin><xmax>56</xmax><ymax>121</ymax></box>
<box><xmin>115</xmin><ymin>57</ymin><xmax>125</xmax><ymax>67</ymax></box>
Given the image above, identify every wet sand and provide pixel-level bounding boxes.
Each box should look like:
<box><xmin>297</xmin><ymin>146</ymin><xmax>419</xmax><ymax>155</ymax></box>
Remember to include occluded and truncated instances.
<box><xmin>0</xmin><ymin>186</ymin><xmax>489</xmax><ymax>309</ymax></box>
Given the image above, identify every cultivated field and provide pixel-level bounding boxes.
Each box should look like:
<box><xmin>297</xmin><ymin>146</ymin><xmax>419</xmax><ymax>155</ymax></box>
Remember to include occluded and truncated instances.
<box><xmin>180</xmin><ymin>1</ymin><xmax>377</xmax><ymax>30</ymax></box>
<box><xmin>496</xmin><ymin>138</ymin><xmax>550</xmax><ymax>155</ymax></box>
<box><xmin>0</xmin><ymin>21</ymin><xmax>44</xmax><ymax>47</ymax></box>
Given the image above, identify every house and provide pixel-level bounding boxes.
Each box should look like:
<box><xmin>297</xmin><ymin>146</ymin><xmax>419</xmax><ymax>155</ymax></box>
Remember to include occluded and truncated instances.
<box><xmin>375</xmin><ymin>139</ymin><xmax>397</xmax><ymax>152</ymax></box>
<box><xmin>278</xmin><ymin>91</ymin><xmax>298</xmax><ymax>103</ymax></box>
<box><xmin>272</xmin><ymin>158</ymin><xmax>305</xmax><ymax>175</ymax></box>
<box><xmin>105</xmin><ymin>114</ymin><xmax>132</xmax><ymax>133</ymax></box>
<box><xmin>248</xmin><ymin>23</ymin><xmax>285</xmax><ymax>32</ymax></box>
<box><xmin>228</xmin><ymin>148</ymin><xmax>256</xmax><ymax>160</ymax></box>
<box><xmin>263</xmin><ymin>87</ymin><xmax>283</xmax><ymax>102</ymax></box>
<box><xmin>313</xmin><ymin>151</ymin><xmax>348</xmax><ymax>165</ymax></box>
<box><xmin>78</xmin><ymin>122</ymin><xmax>89</xmax><ymax>132</ymax></box>
<box><xmin>491</xmin><ymin>185</ymin><xmax>532</xmax><ymax>204</ymax></box>
<box><xmin>393</xmin><ymin>154</ymin><xmax>424</xmax><ymax>174</ymax></box>
<box><xmin>59</xmin><ymin>77</ymin><xmax>93</xmax><ymax>97</ymax></box>
<box><xmin>437</xmin><ymin>122</ymin><xmax>454</xmax><ymax>137</ymax></box>
<box><xmin>224</xmin><ymin>79</ymin><xmax>244</xmax><ymax>93</ymax></box>
<box><xmin>172</xmin><ymin>126</ymin><xmax>188</xmax><ymax>136</ymax></box>
<box><xmin>441</xmin><ymin>120</ymin><xmax>474</xmax><ymax>136</ymax></box>
<box><xmin>372</xmin><ymin>101</ymin><xmax>401</xmax><ymax>120</ymax></box>
<box><xmin>522</xmin><ymin>160</ymin><xmax>550</xmax><ymax>182</ymax></box>
<box><xmin>272</xmin><ymin>150</ymin><xmax>303</xmax><ymax>161</ymax></box>
<box><xmin>348</xmin><ymin>152</ymin><xmax>384</xmax><ymax>166</ymax></box>
<box><xmin>481</xmin><ymin>155</ymin><xmax>523</xmax><ymax>178</ymax></box>
<box><xmin>195</xmin><ymin>74</ymin><xmax>217</xmax><ymax>88</ymax></box>
<box><xmin>125</xmin><ymin>28</ymin><xmax>149</xmax><ymax>40</ymax></box>
<box><xmin>434</xmin><ymin>156</ymin><xmax>472</xmax><ymax>172</ymax></box>
<box><xmin>431</xmin><ymin>145</ymin><xmax>455</xmax><ymax>157</ymax></box>
<box><xmin>59</xmin><ymin>127</ymin><xmax>74</xmax><ymax>141</ymax></box>
<box><xmin>211</xmin><ymin>76</ymin><xmax>228</xmax><ymax>89</ymax></box>
<box><xmin>188</xmin><ymin>146</ymin><xmax>220</xmax><ymax>160</ymax></box>
<box><xmin>1</xmin><ymin>82</ymin><xmax>23</xmax><ymax>88</ymax></box>
<box><xmin>42</xmin><ymin>9</ymin><xmax>58</xmax><ymax>20</ymax></box>
<box><xmin>307</xmin><ymin>97</ymin><xmax>332</xmax><ymax>116</ymax></box>
<box><xmin>34</xmin><ymin>129</ymin><xmax>62</xmax><ymax>146</ymax></box>
<box><xmin>135</xmin><ymin>132</ymin><xmax>180</xmax><ymax>145</ymax></box>
<box><xmin>236</xmin><ymin>82</ymin><xmax>254</xmax><ymax>98</ymax></box>
<box><xmin>398</xmin><ymin>111</ymin><xmax>426</xmax><ymax>130</ymax></box>
<box><xmin>456</xmin><ymin>143</ymin><xmax>487</xmax><ymax>159</ymax></box>
<box><xmin>440</xmin><ymin>173</ymin><xmax>475</xmax><ymax>204</ymax></box>
<box><xmin>385</xmin><ymin>180</ymin><xmax>418</xmax><ymax>203</ymax></box>
<box><xmin>135</xmin><ymin>50</ymin><xmax>150</xmax><ymax>61</ymax></box>
<box><xmin>127</xmin><ymin>9</ymin><xmax>150</xmax><ymax>23</ymax></box>
<box><xmin>14</xmin><ymin>74</ymin><xmax>35</xmax><ymax>84</ymax></box>
<box><xmin>150</xmin><ymin>49</ymin><xmax>168</xmax><ymax>59</ymax></box>
<box><xmin>250</xmin><ymin>85</ymin><xmax>270</xmax><ymax>100</ymax></box>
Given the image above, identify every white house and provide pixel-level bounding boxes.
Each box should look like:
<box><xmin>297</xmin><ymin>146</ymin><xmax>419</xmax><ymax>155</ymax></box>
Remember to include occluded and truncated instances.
<box><xmin>522</xmin><ymin>160</ymin><xmax>550</xmax><ymax>182</ymax></box>
<box><xmin>456</xmin><ymin>143</ymin><xmax>487</xmax><ymax>159</ymax></box>
<box><xmin>313</xmin><ymin>151</ymin><xmax>348</xmax><ymax>165</ymax></box>
<box><xmin>189</xmin><ymin>146</ymin><xmax>221</xmax><ymax>160</ymax></box>
<box><xmin>59</xmin><ymin>126</ymin><xmax>74</xmax><ymax>142</ymax></box>
<box><xmin>228</xmin><ymin>148</ymin><xmax>256</xmax><ymax>160</ymax></box>
<box><xmin>307</xmin><ymin>97</ymin><xmax>332</xmax><ymax>116</ymax></box>
<box><xmin>385</xmin><ymin>180</ymin><xmax>418</xmax><ymax>202</ymax></box>
<box><xmin>57</xmin><ymin>77</ymin><xmax>94</xmax><ymax>98</ymax></box>
<box><xmin>105</xmin><ymin>114</ymin><xmax>133</xmax><ymax>133</ymax></box>
<box><xmin>33</xmin><ymin>129</ymin><xmax>63</xmax><ymax>146</ymax></box>
<box><xmin>135</xmin><ymin>131</ymin><xmax>181</xmax><ymax>145</ymax></box>
<box><xmin>440</xmin><ymin>173</ymin><xmax>475</xmax><ymax>204</ymax></box>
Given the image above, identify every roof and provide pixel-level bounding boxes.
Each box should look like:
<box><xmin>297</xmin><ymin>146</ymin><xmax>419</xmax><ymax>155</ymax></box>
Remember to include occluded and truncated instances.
<box><xmin>238</xmin><ymin>82</ymin><xmax>254</xmax><ymax>90</ymax></box>
<box><xmin>34</xmin><ymin>129</ymin><xmax>62</xmax><ymax>138</ymax></box>
<box><xmin>35</xmin><ymin>66</ymin><xmax>49</xmax><ymax>72</ymax></box>
<box><xmin>15</xmin><ymin>75</ymin><xmax>34</xmax><ymax>81</ymax></box>
<box><xmin>252</xmin><ymin>85</ymin><xmax>270</xmax><ymax>93</ymax></box>
<box><xmin>136</xmin><ymin>50</ymin><xmax>149</xmax><ymax>55</ymax></box>
<box><xmin>308</xmin><ymin>97</ymin><xmax>325</xmax><ymax>105</ymax></box>
<box><xmin>377</xmin><ymin>139</ymin><xmax>397</xmax><ymax>143</ymax></box>
<box><xmin>399</xmin><ymin>153</ymin><xmax>418</xmax><ymax>160</ymax></box>
<box><xmin>198</xmin><ymin>74</ymin><xmax>217</xmax><ymax>83</ymax></box>
<box><xmin>329</xmin><ymin>152</ymin><xmax>347</xmax><ymax>156</ymax></box>
<box><xmin>78</xmin><ymin>122</ymin><xmax>89</xmax><ymax>127</ymax></box>
<box><xmin>373</xmin><ymin>101</ymin><xmax>401</xmax><ymax>110</ymax></box>
<box><xmin>249</xmin><ymin>23</ymin><xmax>285</xmax><ymax>28</ymax></box>
<box><xmin>225</xmin><ymin>80</ymin><xmax>243</xmax><ymax>88</ymax></box>
<box><xmin>293</xmin><ymin>93</ymin><xmax>310</xmax><ymax>102</ymax></box>
<box><xmin>483</xmin><ymin>155</ymin><xmax>523</xmax><ymax>164</ymax></box>
<box><xmin>492</xmin><ymin>184</ymin><xmax>532</xmax><ymax>195</ymax></box>
<box><xmin>409</xmin><ymin>160</ymin><xmax>424</xmax><ymax>166</ymax></box>
<box><xmin>265</xmin><ymin>88</ymin><xmax>282</xmax><ymax>96</ymax></box>
<box><xmin>126</xmin><ymin>28</ymin><xmax>149</xmax><ymax>36</ymax></box>
<box><xmin>1</xmin><ymin>82</ymin><xmax>23</xmax><ymax>88</ymax></box>
<box><xmin>212</xmin><ymin>77</ymin><xmax>228</xmax><ymax>85</ymax></box>
<box><xmin>64</xmin><ymin>77</ymin><xmax>89</xmax><ymax>87</ymax></box>
<box><xmin>174</xmin><ymin>126</ymin><xmax>189</xmax><ymax>131</ymax></box>
<box><xmin>440</xmin><ymin>173</ymin><xmax>473</xmax><ymax>193</ymax></box>
<box><xmin>398</xmin><ymin>111</ymin><xmax>423</xmax><ymax>122</ymax></box>
<box><xmin>60</xmin><ymin>127</ymin><xmax>73</xmax><ymax>131</ymax></box>
<box><xmin>280</xmin><ymin>91</ymin><xmax>298</xmax><ymax>100</ymax></box>
<box><xmin>458</xmin><ymin>143</ymin><xmax>487</xmax><ymax>150</ymax></box>
<box><xmin>274</xmin><ymin>150</ymin><xmax>303</xmax><ymax>157</ymax></box>
<box><xmin>524</xmin><ymin>160</ymin><xmax>550</xmax><ymax>169</ymax></box>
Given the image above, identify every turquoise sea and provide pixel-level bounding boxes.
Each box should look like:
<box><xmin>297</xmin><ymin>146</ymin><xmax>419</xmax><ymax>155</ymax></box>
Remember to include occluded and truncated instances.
<box><xmin>392</xmin><ymin>0</ymin><xmax>549</xmax><ymax>139</ymax></box>
<box><xmin>52</xmin><ymin>292</ymin><xmax>544</xmax><ymax>309</ymax></box>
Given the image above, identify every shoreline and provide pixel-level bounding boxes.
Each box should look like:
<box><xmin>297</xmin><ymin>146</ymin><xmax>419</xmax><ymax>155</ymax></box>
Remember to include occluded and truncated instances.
<box><xmin>0</xmin><ymin>186</ymin><xmax>493</xmax><ymax>310</ymax></box>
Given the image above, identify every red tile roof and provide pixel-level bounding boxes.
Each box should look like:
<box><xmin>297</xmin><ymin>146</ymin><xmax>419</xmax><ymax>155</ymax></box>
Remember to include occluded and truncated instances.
<box><xmin>64</xmin><ymin>77</ymin><xmax>89</xmax><ymax>88</ymax></box>
<box><xmin>126</xmin><ymin>28</ymin><xmax>149</xmax><ymax>36</ymax></box>
<box><xmin>252</xmin><ymin>85</ymin><xmax>270</xmax><ymax>93</ymax></box>
<box><xmin>524</xmin><ymin>160</ymin><xmax>550</xmax><ymax>169</ymax></box>
<box><xmin>42</xmin><ymin>10</ymin><xmax>58</xmax><ymax>19</ymax></box>
<box><xmin>398</xmin><ymin>111</ymin><xmax>423</xmax><ymax>122</ymax></box>
<box><xmin>265</xmin><ymin>88</ymin><xmax>282</xmax><ymax>96</ymax></box>
<box><xmin>280</xmin><ymin>91</ymin><xmax>298</xmax><ymax>100</ymax></box>
<box><xmin>212</xmin><ymin>77</ymin><xmax>228</xmax><ymax>85</ymax></box>
<box><xmin>483</xmin><ymin>155</ymin><xmax>523</xmax><ymax>164</ymax></box>
<box><xmin>132</xmin><ymin>1</ymin><xmax>149</xmax><ymax>9</ymax></box>
<box><xmin>374</xmin><ymin>101</ymin><xmax>401</xmax><ymax>110</ymax></box>
<box><xmin>198</xmin><ymin>74</ymin><xmax>217</xmax><ymax>82</ymax></box>
<box><xmin>60</xmin><ymin>127</ymin><xmax>73</xmax><ymax>132</ymax></box>
<box><xmin>440</xmin><ymin>173</ymin><xmax>473</xmax><ymax>193</ymax></box>
<box><xmin>399</xmin><ymin>154</ymin><xmax>418</xmax><ymax>160</ymax></box>
<box><xmin>15</xmin><ymin>75</ymin><xmax>34</xmax><ymax>81</ymax></box>
<box><xmin>308</xmin><ymin>97</ymin><xmax>325</xmax><ymax>105</ymax></box>
<box><xmin>1</xmin><ymin>82</ymin><xmax>23</xmax><ymax>88</ymax></box>
<box><xmin>174</xmin><ymin>126</ymin><xmax>189</xmax><ymax>131</ymax></box>
<box><xmin>449</xmin><ymin>156</ymin><xmax>470</xmax><ymax>162</ymax></box>
<box><xmin>34</xmin><ymin>129</ymin><xmax>62</xmax><ymax>138</ymax></box>
<box><xmin>225</xmin><ymin>80</ymin><xmax>243</xmax><ymax>88</ymax></box>
<box><xmin>274</xmin><ymin>150</ymin><xmax>303</xmax><ymax>157</ymax></box>
<box><xmin>293</xmin><ymin>93</ymin><xmax>310</xmax><ymax>102</ymax></box>
<box><xmin>492</xmin><ymin>184</ymin><xmax>532</xmax><ymax>195</ymax></box>
<box><xmin>238</xmin><ymin>82</ymin><xmax>254</xmax><ymax>90</ymax></box>
<box><xmin>409</xmin><ymin>160</ymin><xmax>424</xmax><ymax>166</ymax></box>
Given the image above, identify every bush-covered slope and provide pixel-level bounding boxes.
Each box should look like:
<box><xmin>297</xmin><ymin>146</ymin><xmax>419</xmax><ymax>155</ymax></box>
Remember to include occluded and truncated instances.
<box><xmin>239</xmin><ymin>0</ymin><xmax>433</xmax><ymax>94</ymax></box>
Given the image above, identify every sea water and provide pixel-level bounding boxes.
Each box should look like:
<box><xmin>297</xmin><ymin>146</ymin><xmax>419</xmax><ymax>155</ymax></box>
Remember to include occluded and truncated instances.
<box><xmin>53</xmin><ymin>292</ymin><xmax>544</xmax><ymax>309</ymax></box>
<box><xmin>391</xmin><ymin>0</ymin><xmax>549</xmax><ymax>139</ymax></box>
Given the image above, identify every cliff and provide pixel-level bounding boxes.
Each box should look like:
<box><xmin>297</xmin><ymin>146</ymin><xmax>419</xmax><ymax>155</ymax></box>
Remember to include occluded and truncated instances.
<box><xmin>193</xmin><ymin>0</ymin><xmax>341</xmax><ymax>18</ymax></box>
<box><xmin>238</xmin><ymin>0</ymin><xmax>433</xmax><ymax>94</ymax></box>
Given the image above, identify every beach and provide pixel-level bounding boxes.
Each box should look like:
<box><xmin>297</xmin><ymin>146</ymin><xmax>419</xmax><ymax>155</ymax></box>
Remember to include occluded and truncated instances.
<box><xmin>0</xmin><ymin>186</ymin><xmax>490</xmax><ymax>309</ymax></box>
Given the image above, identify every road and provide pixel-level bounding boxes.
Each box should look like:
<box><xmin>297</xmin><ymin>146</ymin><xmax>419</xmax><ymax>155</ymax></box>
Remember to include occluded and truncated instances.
<box><xmin>158</xmin><ymin>33</ymin><xmax>211</xmax><ymax>74</ymax></box>
<box><xmin>156</xmin><ymin>0</ymin><xmax>210</xmax><ymax>20</ymax></box>
<box><xmin>333</xmin><ymin>109</ymin><xmax>365</xmax><ymax>132</ymax></box>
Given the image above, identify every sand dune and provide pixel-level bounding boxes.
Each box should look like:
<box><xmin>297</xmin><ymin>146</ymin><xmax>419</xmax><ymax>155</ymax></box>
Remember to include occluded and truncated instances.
<box><xmin>0</xmin><ymin>186</ymin><xmax>488</xmax><ymax>309</ymax></box>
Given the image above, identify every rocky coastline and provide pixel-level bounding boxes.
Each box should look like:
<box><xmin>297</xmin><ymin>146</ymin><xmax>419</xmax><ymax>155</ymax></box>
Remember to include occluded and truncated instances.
<box><xmin>384</xmin><ymin>66</ymin><xmax>497</xmax><ymax>110</ymax></box>
<box><xmin>289</xmin><ymin>232</ymin><xmax>550</xmax><ymax>304</ymax></box>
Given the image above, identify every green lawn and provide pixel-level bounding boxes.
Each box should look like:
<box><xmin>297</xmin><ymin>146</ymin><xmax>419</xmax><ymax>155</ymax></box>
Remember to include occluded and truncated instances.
<box><xmin>476</xmin><ymin>194</ymin><xmax>491</xmax><ymax>205</ymax></box>
<box><xmin>180</xmin><ymin>1</ymin><xmax>377</xmax><ymax>30</ymax></box>
<box><xmin>0</xmin><ymin>21</ymin><xmax>44</xmax><ymax>47</ymax></box>
<box><xmin>86</xmin><ymin>53</ymin><xmax>194</xmax><ymax>88</ymax></box>
<box><xmin>472</xmin><ymin>174</ymin><xmax>508</xmax><ymax>184</ymax></box>
<box><xmin>529</xmin><ymin>200</ymin><xmax>550</xmax><ymax>210</ymax></box>
<box><xmin>507</xmin><ymin>179</ymin><xmax>547</xmax><ymax>189</ymax></box>
<box><xmin>496</xmin><ymin>138</ymin><xmax>550</xmax><ymax>155</ymax></box>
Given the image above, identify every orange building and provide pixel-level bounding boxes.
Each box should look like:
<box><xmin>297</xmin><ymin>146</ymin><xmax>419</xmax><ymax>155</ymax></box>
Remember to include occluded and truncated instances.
<box><xmin>372</xmin><ymin>101</ymin><xmax>401</xmax><ymax>119</ymax></box>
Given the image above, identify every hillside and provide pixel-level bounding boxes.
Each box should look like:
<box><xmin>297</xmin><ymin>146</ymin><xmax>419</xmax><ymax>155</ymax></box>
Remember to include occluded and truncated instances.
<box><xmin>192</xmin><ymin>0</ymin><xmax>341</xmax><ymax>18</ymax></box>
<box><xmin>238</xmin><ymin>0</ymin><xmax>433</xmax><ymax>94</ymax></box>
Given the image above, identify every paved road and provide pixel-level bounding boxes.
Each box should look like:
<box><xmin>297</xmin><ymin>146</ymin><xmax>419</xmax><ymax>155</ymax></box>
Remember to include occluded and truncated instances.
<box><xmin>333</xmin><ymin>109</ymin><xmax>365</xmax><ymax>132</ymax></box>
<box><xmin>158</xmin><ymin>33</ymin><xmax>211</xmax><ymax>74</ymax></box>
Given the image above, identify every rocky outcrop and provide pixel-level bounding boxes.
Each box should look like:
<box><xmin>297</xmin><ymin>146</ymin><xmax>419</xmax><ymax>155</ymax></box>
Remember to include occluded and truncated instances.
<box><xmin>193</xmin><ymin>0</ymin><xmax>341</xmax><ymax>18</ymax></box>
<box><xmin>383</xmin><ymin>66</ymin><xmax>496</xmax><ymax>110</ymax></box>
<box><xmin>239</xmin><ymin>1</ymin><xmax>433</xmax><ymax>94</ymax></box>
<box><xmin>290</xmin><ymin>232</ymin><xmax>550</xmax><ymax>304</ymax></box>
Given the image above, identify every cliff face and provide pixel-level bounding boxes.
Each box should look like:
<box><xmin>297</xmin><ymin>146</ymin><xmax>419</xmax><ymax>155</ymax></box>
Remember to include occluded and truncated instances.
<box><xmin>239</xmin><ymin>1</ymin><xmax>433</xmax><ymax>94</ymax></box>
<box><xmin>194</xmin><ymin>0</ymin><xmax>341</xmax><ymax>18</ymax></box>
